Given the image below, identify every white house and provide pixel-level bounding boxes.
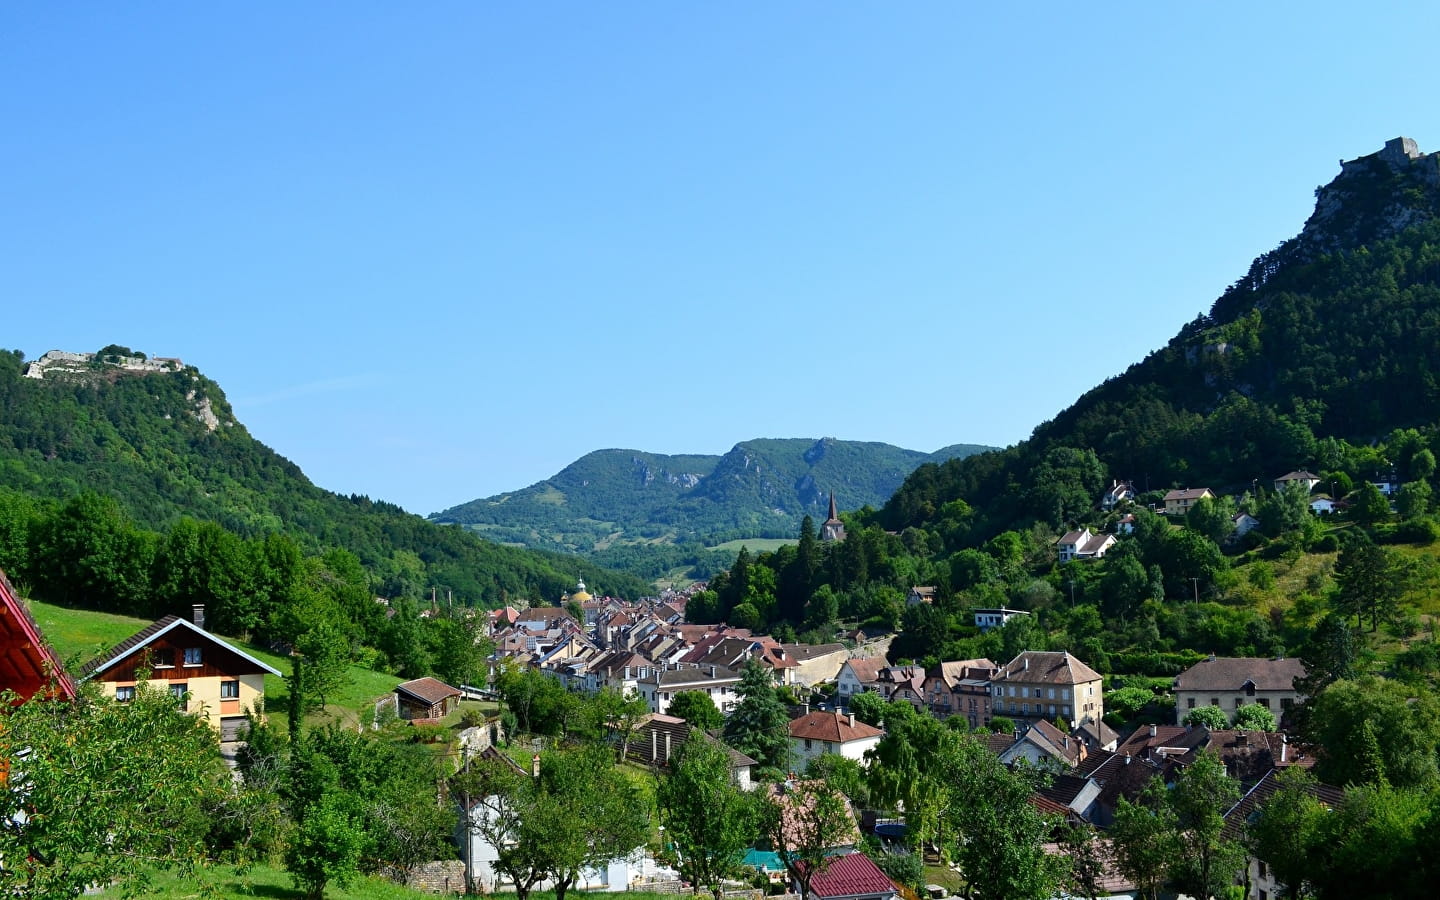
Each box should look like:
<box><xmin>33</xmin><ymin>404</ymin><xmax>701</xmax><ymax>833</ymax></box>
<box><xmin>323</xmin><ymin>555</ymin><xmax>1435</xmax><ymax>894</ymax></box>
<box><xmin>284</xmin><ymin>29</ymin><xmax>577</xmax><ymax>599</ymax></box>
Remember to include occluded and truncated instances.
<box><xmin>634</xmin><ymin>663</ymin><xmax>741</xmax><ymax>715</ymax></box>
<box><xmin>787</xmin><ymin>709</ymin><xmax>884</xmax><ymax>767</ymax></box>
<box><xmin>1101</xmin><ymin>480</ymin><xmax>1135</xmax><ymax>510</ymax></box>
<box><xmin>1272</xmin><ymin>470</ymin><xmax>1321</xmax><ymax>494</ymax></box>
<box><xmin>1231</xmin><ymin>512</ymin><xmax>1261</xmax><ymax>538</ymax></box>
<box><xmin>1056</xmin><ymin>529</ymin><xmax>1116</xmax><ymax>562</ymax></box>
<box><xmin>973</xmin><ymin>608</ymin><xmax>1030</xmax><ymax>632</ymax></box>
<box><xmin>835</xmin><ymin>657</ymin><xmax>887</xmax><ymax>702</ymax></box>
<box><xmin>457</xmin><ymin>750</ymin><xmax>678</xmax><ymax>893</ymax></box>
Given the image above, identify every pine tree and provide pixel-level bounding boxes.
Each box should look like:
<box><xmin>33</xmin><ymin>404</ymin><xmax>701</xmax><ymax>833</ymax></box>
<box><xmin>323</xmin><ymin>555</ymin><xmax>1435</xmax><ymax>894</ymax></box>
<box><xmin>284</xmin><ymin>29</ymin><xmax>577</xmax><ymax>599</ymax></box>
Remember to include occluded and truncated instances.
<box><xmin>723</xmin><ymin>658</ymin><xmax>791</xmax><ymax>775</ymax></box>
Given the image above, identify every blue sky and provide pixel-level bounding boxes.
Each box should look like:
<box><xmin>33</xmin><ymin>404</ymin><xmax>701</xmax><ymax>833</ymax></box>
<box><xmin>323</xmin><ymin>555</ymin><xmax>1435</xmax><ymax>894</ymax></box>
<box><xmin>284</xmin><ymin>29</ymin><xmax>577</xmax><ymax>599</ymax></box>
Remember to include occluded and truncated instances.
<box><xmin>4</xmin><ymin>3</ymin><xmax>1436</xmax><ymax>516</ymax></box>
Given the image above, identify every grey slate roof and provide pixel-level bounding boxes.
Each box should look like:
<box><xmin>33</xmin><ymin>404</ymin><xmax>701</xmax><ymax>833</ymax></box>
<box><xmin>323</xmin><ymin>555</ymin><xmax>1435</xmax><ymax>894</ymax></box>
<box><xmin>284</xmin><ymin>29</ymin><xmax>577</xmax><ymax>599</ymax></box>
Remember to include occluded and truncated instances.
<box><xmin>1172</xmin><ymin>656</ymin><xmax>1306</xmax><ymax>692</ymax></box>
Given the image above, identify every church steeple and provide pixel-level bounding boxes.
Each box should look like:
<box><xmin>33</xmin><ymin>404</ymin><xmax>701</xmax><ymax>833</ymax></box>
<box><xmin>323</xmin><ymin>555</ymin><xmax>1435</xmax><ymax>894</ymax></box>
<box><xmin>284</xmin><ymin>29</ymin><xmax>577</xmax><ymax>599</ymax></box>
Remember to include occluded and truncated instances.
<box><xmin>820</xmin><ymin>491</ymin><xmax>846</xmax><ymax>542</ymax></box>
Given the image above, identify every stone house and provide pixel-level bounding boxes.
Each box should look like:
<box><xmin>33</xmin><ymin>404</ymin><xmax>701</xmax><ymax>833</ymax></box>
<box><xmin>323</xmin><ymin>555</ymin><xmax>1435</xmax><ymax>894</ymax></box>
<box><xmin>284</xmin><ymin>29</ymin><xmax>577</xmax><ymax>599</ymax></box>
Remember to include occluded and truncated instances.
<box><xmin>922</xmin><ymin>658</ymin><xmax>996</xmax><ymax>727</ymax></box>
<box><xmin>990</xmin><ymin>650</ymin><xmax>1104</xmax><ymax>727</ymax></box>
<box><xmin>1172</xmin><ymin>655</ymin><xmax>1307</xmax><ymax>725</ymax></box>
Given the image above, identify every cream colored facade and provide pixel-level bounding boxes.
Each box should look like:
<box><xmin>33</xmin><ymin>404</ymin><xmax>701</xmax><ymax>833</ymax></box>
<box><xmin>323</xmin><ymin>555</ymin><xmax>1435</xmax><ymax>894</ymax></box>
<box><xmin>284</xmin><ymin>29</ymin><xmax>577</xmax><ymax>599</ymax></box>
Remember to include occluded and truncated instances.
<box><xmin>83</xmin><ymin>614</ymin><xmax>282</xmax><ymax>743</ymax></box>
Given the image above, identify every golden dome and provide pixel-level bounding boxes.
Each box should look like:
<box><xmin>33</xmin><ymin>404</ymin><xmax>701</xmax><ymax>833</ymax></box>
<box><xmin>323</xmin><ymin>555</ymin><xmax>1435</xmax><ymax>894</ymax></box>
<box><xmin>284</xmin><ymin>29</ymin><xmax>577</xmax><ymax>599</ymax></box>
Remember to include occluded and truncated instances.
<box><xmin>570</xmin><ymin>578</ymin><xmax>593</xmax><ymax>603</ymax></box>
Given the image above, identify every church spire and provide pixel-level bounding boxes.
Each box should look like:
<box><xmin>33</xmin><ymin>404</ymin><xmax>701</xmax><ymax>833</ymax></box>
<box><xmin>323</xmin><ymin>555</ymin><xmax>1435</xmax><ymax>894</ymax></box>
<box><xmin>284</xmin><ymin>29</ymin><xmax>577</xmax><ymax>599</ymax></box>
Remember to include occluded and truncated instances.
<box><xmin>820</xmin><ymin>491</ymin><xmax>846</xmax><ymax>542</ymax></box>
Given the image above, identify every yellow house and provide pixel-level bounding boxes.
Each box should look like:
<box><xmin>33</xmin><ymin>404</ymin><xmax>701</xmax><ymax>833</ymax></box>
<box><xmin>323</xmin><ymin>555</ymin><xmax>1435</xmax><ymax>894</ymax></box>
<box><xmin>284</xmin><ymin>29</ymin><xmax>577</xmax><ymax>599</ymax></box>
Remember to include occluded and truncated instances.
<box><xmin>82</xmin><ymin>611</ymin><xmax>282</xmax><ymax>742</ymax></box>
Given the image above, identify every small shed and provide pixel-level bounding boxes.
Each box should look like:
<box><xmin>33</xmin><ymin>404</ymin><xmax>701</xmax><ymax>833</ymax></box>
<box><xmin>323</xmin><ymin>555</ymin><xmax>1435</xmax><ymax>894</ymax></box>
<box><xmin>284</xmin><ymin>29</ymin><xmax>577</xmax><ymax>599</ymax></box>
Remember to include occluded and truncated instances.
<box><xmin>395</xmin><ymin>676</ymin><xmax>463</xmax><ymax>720</ymax></box>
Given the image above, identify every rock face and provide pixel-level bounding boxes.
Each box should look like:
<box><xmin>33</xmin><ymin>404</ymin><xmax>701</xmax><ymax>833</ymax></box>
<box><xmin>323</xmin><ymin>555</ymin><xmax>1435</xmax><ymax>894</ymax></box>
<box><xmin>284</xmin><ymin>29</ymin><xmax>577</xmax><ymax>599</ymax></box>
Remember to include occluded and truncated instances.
<box><xmin>1300</xmin><ymin>136</ymin><xmax>1440</xmax><ymax>259</ymax></box>
<box><xmin>1213</xmin><ymin>135</ymin><xmax>1440</xmax><ymax>324</ymax></box>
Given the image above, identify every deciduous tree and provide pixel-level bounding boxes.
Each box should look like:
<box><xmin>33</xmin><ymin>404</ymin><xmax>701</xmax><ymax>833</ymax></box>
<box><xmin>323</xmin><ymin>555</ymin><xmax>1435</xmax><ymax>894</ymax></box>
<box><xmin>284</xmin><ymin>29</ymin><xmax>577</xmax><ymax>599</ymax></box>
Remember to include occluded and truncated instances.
<box><xmin>656</xmin><ymin>733</ymin><xmax>759</xmax><ymax>900</ymax></box>
<box><xmin>0</xmin><ymin>682</ymin><xmax>230</xmax><ymax>900</ymax></box>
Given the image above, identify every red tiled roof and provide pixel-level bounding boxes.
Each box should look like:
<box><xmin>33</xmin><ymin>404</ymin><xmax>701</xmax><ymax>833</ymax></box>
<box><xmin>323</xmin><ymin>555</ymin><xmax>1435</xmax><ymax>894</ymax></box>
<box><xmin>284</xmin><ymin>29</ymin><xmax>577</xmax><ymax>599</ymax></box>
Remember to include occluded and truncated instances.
<box><xmin>789</xmin><ymin>710</ymin><xmax>884</xmax><ymax>743</ymax></box>
<box><xmin>802</xmin><ymin>852</ymin><xmax>896</xmax><ymax>899</ymax></box>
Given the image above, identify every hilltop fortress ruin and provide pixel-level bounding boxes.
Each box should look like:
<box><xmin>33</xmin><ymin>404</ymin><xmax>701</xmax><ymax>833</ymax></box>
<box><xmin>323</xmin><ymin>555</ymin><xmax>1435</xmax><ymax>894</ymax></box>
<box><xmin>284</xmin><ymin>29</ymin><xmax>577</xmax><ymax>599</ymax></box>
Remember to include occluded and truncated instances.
<box><xmin>24</xmin><ymin>349</ymin><xmax>185</xmax><ymax>380</ymax></box>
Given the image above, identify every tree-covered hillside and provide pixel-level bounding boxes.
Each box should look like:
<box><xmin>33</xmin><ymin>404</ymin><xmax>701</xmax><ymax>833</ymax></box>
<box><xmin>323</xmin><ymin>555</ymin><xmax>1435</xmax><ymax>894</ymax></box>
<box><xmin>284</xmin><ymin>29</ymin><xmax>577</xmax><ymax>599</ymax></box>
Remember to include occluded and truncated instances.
<box><xmin>881</xmin><ymin>140</ymin><xmax>1440</xmax><ymax>544</ymax></box>
<box><xmin>431</xmin><ymin>437</ymin><xmax>993</xmax><ymax>557</ymax></box>
<box><xmin>0</xmin><ymin>349</ymin><xmax>649</xmax><ymax>604</ymax></box>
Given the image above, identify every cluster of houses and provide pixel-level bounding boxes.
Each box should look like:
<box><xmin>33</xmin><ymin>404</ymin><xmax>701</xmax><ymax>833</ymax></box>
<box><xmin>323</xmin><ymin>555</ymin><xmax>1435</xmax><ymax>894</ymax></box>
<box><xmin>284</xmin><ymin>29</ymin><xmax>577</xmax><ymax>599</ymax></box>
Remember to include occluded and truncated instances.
<box><xmin>1062</xmin><ymin>469</ymin><xmax>1398</xmax><ymax>563</ymax></box>
<box><xmin>2</xmin><ymin>561</ymin><xmax>1336</xmax><ymax>899</ymax></box>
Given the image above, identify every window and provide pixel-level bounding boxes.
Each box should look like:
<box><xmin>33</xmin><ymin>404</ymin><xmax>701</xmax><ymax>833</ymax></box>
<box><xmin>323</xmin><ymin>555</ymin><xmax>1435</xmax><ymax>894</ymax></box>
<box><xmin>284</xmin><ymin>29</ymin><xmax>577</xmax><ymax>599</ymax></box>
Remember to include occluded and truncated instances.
<box><xmin>805</xmin><ymin>739</ymin><xmax>813</xmax><ymax>751</ymax></box>
<box><xmin>1062</xmin><ymin>688</ymin><xmax>1071</xmax><ymax>700</ymax></box>
<box><xmin>1033</xmin><ymin>688</ymin><xmax>1042</xmax><ymax>698</ymax></box>
<box><xmin>170</xmin><ymin>683</ymin><xmax>188</xmax><ymax>710</ymax></box>
<box><xmin>1063</xmin><ymin>706</ymin><xmax>1071</xmax><ymax>717</ymax></box>
<box><xmin>152</xmin><ymin>648</ymin><xmax>175</xmax><ymax>668</ymax></box>
<box><xmin>115</xmin><ymin>685</ymin><xmax>136</xmax><ymax>702</ymax></box>
<box><xmin>1258</xmin><ymin>698</ymin><xmax>1271</xmax><ymax>708</ymax></box>
<box><xmin>184</xmin><ymin>647</ymin><xmax>202</xmax><ymax>666</ymax></box>
<box><xmin>1210</xmin><ymin>697</ymin><xmax>1219</xmax><ymax>707</ymax></box>
<box><xmin>221</xmin><ymin>680</ymin><xmax>240</xmax><ymax>700</ymax></box>
<box><xmin>1281</xmin><ymin>698</ymin><xmax>1294</xmax><ymax>709</ymax></box>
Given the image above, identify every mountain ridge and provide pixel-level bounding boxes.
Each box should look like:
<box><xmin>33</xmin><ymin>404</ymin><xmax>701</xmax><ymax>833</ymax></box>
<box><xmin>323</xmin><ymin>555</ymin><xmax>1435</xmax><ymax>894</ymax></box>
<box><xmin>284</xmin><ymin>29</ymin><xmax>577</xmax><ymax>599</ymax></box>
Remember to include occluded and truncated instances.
<box><xmin>431</xmin><ymin>437</ymin><xmax>995</xmax><ymax>555</ymax></box>
<box><xmin>0</xmin><ymin>348</ymin><xmax>652</xmax><ymax>603</ymax></box>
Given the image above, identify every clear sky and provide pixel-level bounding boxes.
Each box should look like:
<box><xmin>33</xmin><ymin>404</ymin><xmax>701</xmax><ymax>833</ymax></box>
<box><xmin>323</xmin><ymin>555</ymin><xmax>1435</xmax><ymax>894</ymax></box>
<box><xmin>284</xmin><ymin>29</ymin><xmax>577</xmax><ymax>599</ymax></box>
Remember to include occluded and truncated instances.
<box><xmin>4</xmin><ymin>3</ymin><xmax>1437</xmax><ymax>516</ymax></box>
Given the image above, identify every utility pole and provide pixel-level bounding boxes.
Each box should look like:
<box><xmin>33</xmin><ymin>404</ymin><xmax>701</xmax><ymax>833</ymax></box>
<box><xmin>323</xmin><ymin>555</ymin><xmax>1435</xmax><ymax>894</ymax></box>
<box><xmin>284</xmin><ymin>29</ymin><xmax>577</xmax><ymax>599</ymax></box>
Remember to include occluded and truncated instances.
<box><xmin>1190</xmin><ymin>577</ymin><xmax>1200</xmax><ymax>603</ymax></box>
<box><xmin>1068</xmin><ymin>579</ymin><xmax>1076</xmax><ymax>607</ymax></box>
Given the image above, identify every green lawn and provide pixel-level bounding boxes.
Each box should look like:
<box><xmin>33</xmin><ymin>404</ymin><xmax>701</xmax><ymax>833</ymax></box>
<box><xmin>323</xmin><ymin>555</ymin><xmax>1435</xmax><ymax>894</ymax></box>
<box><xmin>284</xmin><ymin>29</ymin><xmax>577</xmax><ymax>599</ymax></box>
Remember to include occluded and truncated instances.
<box><xmin>707</xmin><ymin>538</ymin><xmax>797</xmax><ymax>553</ymax></box>
<box><xmin>100</xmin><ymin>859</ymin><xmax>694</xmax><ymax>900</ymax></box>
<box><xmin>94</xmin><ymin>862</ymin><xmax>440</xmax><ymax>899</ymax></box>
<box><xmin>24</xmin><ymin>598</ymin><xmax>402</xmax><ymax>732</ymax></box>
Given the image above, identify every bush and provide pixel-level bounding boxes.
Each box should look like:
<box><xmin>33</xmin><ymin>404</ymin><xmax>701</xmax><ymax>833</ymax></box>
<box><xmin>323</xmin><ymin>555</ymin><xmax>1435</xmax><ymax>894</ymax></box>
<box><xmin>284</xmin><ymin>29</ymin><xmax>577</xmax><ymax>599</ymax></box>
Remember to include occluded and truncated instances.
<box><xmin>1392</xmin><ymin>517</ymin><xmax>1440</xmax><ymax>545</ymax></box>
<box><xmin>1312</xmin><ymin>533</ymin><xmax>1340</xmax><ymax>553</ymax></box>
<box><xmin>460</xmin><ymin>708</ymin><xmax>487</xmax><ymax>729</ymax></box>
<box><xmin>407</xmin><ymin>723</ymin><xmax>448</xmax><ymax>744</ymax></box>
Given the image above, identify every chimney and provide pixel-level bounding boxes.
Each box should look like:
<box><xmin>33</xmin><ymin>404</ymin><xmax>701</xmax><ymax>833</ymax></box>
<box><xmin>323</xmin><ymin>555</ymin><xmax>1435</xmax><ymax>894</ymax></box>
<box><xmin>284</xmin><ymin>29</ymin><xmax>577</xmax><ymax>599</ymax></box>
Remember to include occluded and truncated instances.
<box><xmin>531</xmin><ymin>754</ymin><xmax>541</xmax><ymax>779</ymax></box>
<box><xmin>664</xmin><ymin>731</ymin><xmax>672</xmax><ymax>762</ymax></box>
<box><xmin>1124</xmin><ymin>754</ymin><xmax>1132</xmax><ymax>765</ymax></box>
<box><xmin>1022</xmin><ymin>657</ymin><xmax>1029</xmax><ymax>671</ymax></box>
<box><xmin>1281</xmin><ymin>734</ymin><xmax>1288</xmax><ymax>763</ymax></box>
<box><xmin>803</xmin><ymin>703</ymin><xmax>810</xmax><ymax>716</ymax></box>
<box><xmin>709</xmin><ymin>665</ymin><xmax>716</xmax><ymax>678</ymax></box>
<box><xmin>651</xmin><ymin>729</ymin><xmax>658</xmax><ymax>760</ymax></box>
<box><xmin>1149</xmin><ymin>724</ymin><xmax>1157</xmax><ymax>738</ymax></box>
<box><xmin>192</xmin><ymin>604</ymin><xmax>205</xmax><ymax>630</ymax></box>
<box><xmin>848</xmin><ymin>713</ymin><xmax>856</xmax><ymax>728</ymax></box>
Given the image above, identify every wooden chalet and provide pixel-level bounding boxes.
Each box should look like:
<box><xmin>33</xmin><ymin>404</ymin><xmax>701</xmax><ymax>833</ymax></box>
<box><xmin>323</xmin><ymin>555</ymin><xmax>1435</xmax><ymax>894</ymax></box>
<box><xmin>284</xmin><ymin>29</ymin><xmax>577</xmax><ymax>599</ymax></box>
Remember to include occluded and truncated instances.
<box><xmin>82</xmin><ymin>608</ymin><xmax>281</xmax><ymax>741</ymax></box>
<box><xmin>395</xmin><ymin>676</ymin><xmax>463</xmax><ymax>720</ymax></box>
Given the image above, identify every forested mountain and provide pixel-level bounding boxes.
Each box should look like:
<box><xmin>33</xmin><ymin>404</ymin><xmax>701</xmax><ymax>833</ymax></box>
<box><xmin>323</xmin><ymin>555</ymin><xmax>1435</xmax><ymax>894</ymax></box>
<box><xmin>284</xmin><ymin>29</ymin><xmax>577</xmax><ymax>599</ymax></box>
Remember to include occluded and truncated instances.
<box><xmin>880</xmin><ymin>137</ymin><xmax>1440</xmax><ymax>544</ymax></box>
<box><xmin>430</xmin><ymin>437</ymin><xmax>994</xmax><ymax>555</ymax></box>
<box><xmin>0</xmin><ymin>348</ymin><xmax>650</xmax><ymax>604</ymax></box>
